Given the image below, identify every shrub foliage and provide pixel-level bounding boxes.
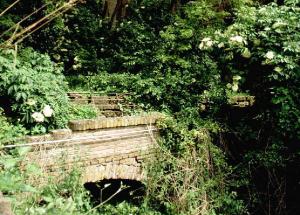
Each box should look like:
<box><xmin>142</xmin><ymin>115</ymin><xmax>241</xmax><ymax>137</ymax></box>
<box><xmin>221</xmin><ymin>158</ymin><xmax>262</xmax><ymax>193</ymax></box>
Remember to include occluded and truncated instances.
<box><xmin>0</xmin><ymin>48</ymin><xmax>69</xmax><ymax>134</ymax></box>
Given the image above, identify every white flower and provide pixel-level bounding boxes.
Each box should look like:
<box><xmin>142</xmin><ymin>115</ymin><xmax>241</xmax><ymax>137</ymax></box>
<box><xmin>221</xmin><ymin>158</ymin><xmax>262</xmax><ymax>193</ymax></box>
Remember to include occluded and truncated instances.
<box><xmin>274</xmin><ymin>67</ymin><xmax>282</xmax><ymax>73</ymax></box>
<box><xmin>206</xmin><ymin>40</ymin><xmax>213</xmax><ymax>47</ymax></box>
<box><xmin>214</xmin><ymin>30</ymin><xmax>222</xmax><ymax>35</ymax></box>
<box><xmin>218</xmin><ymin>42</ymin><xmax>225</xmax><ymax>48</ymax></box>
<box><xmin>199</xmin><ymin>37</ymin><xmax>214</xmax><ymax>50</ymax></box>
<box><xmin>233</xmin><ymin>75</ymin><xmax>242</xmax><ymax>81</ymax></box>
<box><xmin>259</xmin><ymin>7</ymin><xmax>266</xmax><ymax>12</ymax></box>
<box><xmin>241</xmin><ymin>48</ymin><xmax>251</xmax><ymax>58</ymax></box>
<box><xmin>72</xmin><ymin>64</ymin><xmax>81</xmax><ymax>70</ymax></box>
<box><xmin>230</xmin><ymin>35</ymin><xmax>244</xmax><ymax>43</ymax></box>
<box><xmin>26</xmin><ymin>99</ymin><xmax>36</xmax><ymax>106</ymax></box>
<box><xmin>32</xmin><ymin>112</ymin><xmax>45</xmax><ymax>123</ymax></box>
<box><xmin>232</xmin><ymin>84</ymin><xmax>239</xmax><ymax>92</ymax></box>
<box><xmin>199</xmin><ymin>104</ymin><xmax>206</xmax><ymax>111</ymax></box>
<box><xmin>42</xmin><ymin>105</ymin><xmax>54</xmax><ymax>117</ymax></box>
<box><xmin>265</xmin><ymin>51</ymin><xmax>275</xmax><ymax>60</ymax></box>
<box><xmin>202</xmin><ymin>37</ymin><xmax>212</xmax><ymax>42</ymax></box>
<box><xmin>199</xmin><ymin>42</ymin><xmax>204</xmax><ymax>50</ymax></box>
<box><xmin>74</xmin><ymin>56</ymin><xmax>80</xmax><ymax>62</ymax></box>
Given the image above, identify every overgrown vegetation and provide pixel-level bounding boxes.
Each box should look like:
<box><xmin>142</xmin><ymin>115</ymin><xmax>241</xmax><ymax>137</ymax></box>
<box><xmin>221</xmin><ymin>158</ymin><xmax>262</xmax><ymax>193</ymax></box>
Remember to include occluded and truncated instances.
<box><xmin>0</xmin><ymin>108</ymin><xmax>26</xmax><ymax>144</ymax></box>
<box><xmin>0</xmin><ymin>147</ymin><xmax>96</xmax><ymax>215</ymax></box>
<box><xmin>146</xmin><ymin>117</ymin><xmax>246</xmax><ymax>214</ymax></box>
<box><xmin>0</xmin><ymin>48</ymin><xmax>69</xmax><ymax>134</ymax></box>
<box><xmin>0</xmin><ymin>0</ymin><xmax>299</xmax><ymax>214</ymax></box>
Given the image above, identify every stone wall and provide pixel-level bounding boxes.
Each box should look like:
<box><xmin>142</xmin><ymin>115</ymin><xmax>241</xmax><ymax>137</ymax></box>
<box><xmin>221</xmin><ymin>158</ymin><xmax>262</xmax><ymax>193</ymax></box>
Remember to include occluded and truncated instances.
<box><xmin>21</xmin><ymin>113</ymin><xmax>163</xmax><ymax>182</ymax></box>
<box><xmin>228</xmin><ymin>95</ymin><xmax>255</xmax><ymax>108</ymax></box>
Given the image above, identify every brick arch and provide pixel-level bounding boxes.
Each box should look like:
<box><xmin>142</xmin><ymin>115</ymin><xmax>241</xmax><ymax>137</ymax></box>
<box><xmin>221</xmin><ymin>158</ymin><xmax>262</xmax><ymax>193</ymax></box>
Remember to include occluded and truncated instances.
<box><xmin>6</xmin><ymin>114</ymin><xmax>162</xmax><ymax>184</ymax></box>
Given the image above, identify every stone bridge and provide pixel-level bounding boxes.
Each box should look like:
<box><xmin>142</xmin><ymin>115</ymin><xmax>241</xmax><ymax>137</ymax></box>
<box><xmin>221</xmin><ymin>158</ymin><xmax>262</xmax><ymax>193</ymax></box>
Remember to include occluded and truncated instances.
<box><xmin>6</xmin><ymin>113</ymin><xmax>162</xmax><ymax>183</ymax></box>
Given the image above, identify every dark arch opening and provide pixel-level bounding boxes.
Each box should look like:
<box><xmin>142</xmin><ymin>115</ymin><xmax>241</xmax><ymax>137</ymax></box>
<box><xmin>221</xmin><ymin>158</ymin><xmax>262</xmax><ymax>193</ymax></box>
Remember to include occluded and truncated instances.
<box><xmin>84</xmin><ymin>179</ymin><xmax>146</xmax><ymax>206</ymax></box>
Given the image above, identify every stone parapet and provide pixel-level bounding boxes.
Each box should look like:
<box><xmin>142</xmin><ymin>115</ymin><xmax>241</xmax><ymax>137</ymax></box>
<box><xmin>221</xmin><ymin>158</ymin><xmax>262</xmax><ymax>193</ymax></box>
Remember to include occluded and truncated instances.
<box><xmin>22</xmin><ymin>113</ymin><xmax>163</xmax><ymax>144</ymax></box>
<box><xmin>228</xmin><ymin>95</ymin><xmax>255</xmax><ymax>108</ymax></box>
<box><xmin>68</xmin><ymin>113</ymin><xmax>163</xmax><ymax>131</ymax></box>
<box><xmin>17</xmin><ymin>114</ymin><xmax>162</xmax><ymax>182</ymax></box>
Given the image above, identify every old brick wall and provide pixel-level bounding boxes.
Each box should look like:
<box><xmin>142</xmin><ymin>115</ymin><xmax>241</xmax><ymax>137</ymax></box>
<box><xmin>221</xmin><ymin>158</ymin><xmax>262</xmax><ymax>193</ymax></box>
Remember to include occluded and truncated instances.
<box><xmin>20</xmin><ymin>113</ymin><xmax>162</xmax><ymax>182</ymax></box>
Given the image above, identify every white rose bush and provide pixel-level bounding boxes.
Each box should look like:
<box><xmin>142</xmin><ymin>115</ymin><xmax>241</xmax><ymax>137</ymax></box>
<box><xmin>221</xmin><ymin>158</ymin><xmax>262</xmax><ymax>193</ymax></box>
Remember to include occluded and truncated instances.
<box><xmin>31</xmin><ymin>105</ymin><xmax>54</xmax><ymax>123</ymax></box>
<box><xmin>200</xmin><ymin>3</ymin><xmax>300</xmax><ymax>136</ymax></box>
<box><xmin>0</xmin><ymin>48</ymin><xmax>69</xmax><ymax>134</ymax></box>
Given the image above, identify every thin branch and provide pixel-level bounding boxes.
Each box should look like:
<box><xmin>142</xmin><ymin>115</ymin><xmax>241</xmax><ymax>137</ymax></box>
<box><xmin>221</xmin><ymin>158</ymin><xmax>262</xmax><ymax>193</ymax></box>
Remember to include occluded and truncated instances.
<box><xmin>0</xmin><ymin>3</ymin><xmax>48</xmax><ymax>39</ymax></box>
<box><xmin>15</xmin><ymin>6</ymin><xmax>73</xmax><ymax>44</ymax></box>
<box><xmin>13</xmin><ymin>43</ymin><xmax>18</xmax><ymax>68</ymax></box>
<box><xmin>84</xmin><ymin>186</ymin><xmax>124</xmax><ymax>214</ymax></box>
<box><xmin>6</xmin><ymin>2</ymin><xmax>68</xmax><ymax>43</ymax></box>
<box><xmin>0</xmin><ymin>0</ymin><xmax>21</xmax><ymax>17</ymax></box>
<box><xmin>3</xmin><ymin>0</ymin><xmax>82</xmax><ymax>46</ymax></box>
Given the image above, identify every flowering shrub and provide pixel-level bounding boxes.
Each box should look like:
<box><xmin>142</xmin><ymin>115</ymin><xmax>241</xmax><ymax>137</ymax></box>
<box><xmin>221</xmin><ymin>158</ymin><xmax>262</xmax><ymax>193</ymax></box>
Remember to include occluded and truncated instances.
<box><xmin>31</xmin><ymin>112</ymin><xmax>45</xmax><ymax>123</ymax></box>
<box><xmin>0</xmin><ymin>48</ymin><xmax>69</xmax><ymax>133</ymax></box>
<box><xmin>204</xmin><ymin>3</ymin><xmax>300</xmax><ymax>136</ymax></box>
<box><xmin>197</xmin><ymin>3</ymin><xmax>300</xmax><ymax>213</ymax></box>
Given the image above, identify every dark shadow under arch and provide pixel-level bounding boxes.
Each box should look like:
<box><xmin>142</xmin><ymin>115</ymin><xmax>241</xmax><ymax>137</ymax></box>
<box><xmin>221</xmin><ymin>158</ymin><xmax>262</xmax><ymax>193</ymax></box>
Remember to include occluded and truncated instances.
<box><xmin>84</xmin><ymin>179</ymin><xmax>145</xmax><ymax>206</ymax></box>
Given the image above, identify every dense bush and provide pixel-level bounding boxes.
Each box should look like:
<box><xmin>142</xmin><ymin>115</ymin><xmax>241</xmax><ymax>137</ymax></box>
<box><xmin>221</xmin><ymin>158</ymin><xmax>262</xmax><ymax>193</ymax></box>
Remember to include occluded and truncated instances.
<box><xmin>1</xmin><ymin>0</ymin><xmax>299</xmax><ymax>214</ymax></box>
<box><xmin>146</xmin><ymin>115</ymin><xmax>246</xmax><ymax>215</ymax></box>
<box><xmin>82</xmin><ymin>0</ymin><xmax>238</xmax><ymax>112</ymax></box>
<box><xmin>200</xmin><ymin>2</ymin><xmax>300</xmax><ymax>213</ymax></box>
<box><xmin>0</xmin><ymin>48</ymin><xmax>69</xmax><ymax>134</ymax></box>
<box><xmin>206</xmin><ymin>3</ymin><xmax>300</xmax><ymax>137</ymax></box>
<box><xmin>0</xmin><ymin>147</ymin><xmax>96</xmax><ymax>214</ymax></box>
<box><xmin>0</xmin><ymin>108</ymin><xmax>26</xmax><ymax>145</ymax></box>
<box><xmin>82</xmin><ymin>2</ymin><xmax>300</xmax><ymax>214</ymax></box>
<box><xmin>67</xmin><ymin>103</ymin><xmax>98</xmax><ymax>120</ymax></box>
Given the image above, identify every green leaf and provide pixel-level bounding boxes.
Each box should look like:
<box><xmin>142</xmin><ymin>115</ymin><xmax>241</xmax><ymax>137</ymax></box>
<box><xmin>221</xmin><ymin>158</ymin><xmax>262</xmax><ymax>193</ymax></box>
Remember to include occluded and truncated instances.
<box><xmin>17</xmin><ymin>146</ymin><xmax>31</xmax><ymax>156</ymax></box>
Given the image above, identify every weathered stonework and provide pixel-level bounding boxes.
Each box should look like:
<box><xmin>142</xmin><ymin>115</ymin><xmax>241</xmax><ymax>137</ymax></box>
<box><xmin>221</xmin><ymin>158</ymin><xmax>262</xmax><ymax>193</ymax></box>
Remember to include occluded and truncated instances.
<box><xmin>68</xmin><ymin>113</ymin><xmax>163</xmax><ymax>131</ymax></box>
<box><xmin>19</xmin><ymin>114</ymin><xmax>162</xmax><ymax>183</ymax></box>
<box><xmin>228</xmin><ymin>95</ymin><xmax>255</xmax><ymax>108</ymax></box>
<box><xmin>50</xmin><ymin>129</ymin><xmax>72</xmax><ymax>139</ymax></box>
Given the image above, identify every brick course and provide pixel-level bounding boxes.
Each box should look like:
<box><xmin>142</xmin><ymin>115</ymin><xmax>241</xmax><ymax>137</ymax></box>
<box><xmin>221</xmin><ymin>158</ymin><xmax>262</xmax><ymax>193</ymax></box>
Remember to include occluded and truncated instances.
<box><xmin>21</xmin><ymin>114</ymin><xmax>162</xmax><ymax>182</ymax></box>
